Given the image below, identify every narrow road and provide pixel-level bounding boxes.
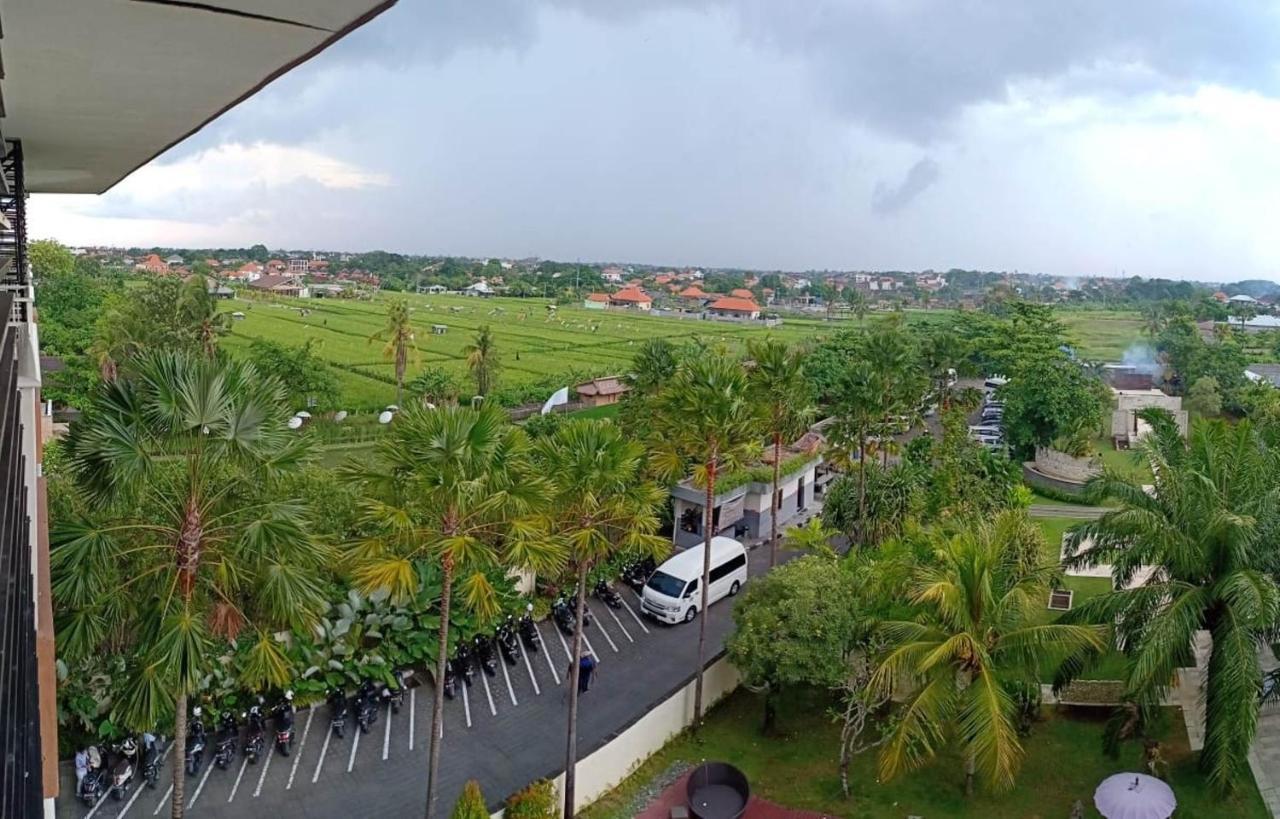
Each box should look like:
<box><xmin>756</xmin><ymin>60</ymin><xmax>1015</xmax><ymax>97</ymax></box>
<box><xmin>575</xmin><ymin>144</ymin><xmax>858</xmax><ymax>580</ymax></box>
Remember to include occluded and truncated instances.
<box><xmin>1028</xmin><ymin>503</ymin><xmax>1107</xmax><ymax>520</ymax></box>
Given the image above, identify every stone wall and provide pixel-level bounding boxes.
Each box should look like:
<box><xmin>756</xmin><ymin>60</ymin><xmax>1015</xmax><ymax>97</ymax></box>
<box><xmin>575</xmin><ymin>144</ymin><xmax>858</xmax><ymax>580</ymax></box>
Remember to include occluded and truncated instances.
<box><xmin>1033</xmin><ymin>447</ymin><xmax>1101</xmax><ymax>483</ymax></box>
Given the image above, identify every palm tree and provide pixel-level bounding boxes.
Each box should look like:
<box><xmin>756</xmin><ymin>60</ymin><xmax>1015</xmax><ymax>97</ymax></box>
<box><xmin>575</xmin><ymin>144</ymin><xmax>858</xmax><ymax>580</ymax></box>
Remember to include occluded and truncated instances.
<box><xmin>829</xmin><ymin>360</ymin><xmax>885</xmax><ymax>545</ymax></box>
<box><xmin>871</xmin><ymin>520</ymin><xmax>1106</xmax><ymax>796</ymax></box>
<box><xmin>746</xmin><ymin>338</ymin><xmax>813</xmax><ymax>566</ymax></box>
<box><xmin>369</xmin><ymin>296</ymin><xmax>418</xmax><ymax>405</ymax></box>
<box><xmin>180</xmin><ymin>275</ymin><xmax>230</xmax><ymax>359</ymax></box>
<box><xmin>51</xmin><ymin>352</ymin><xmax>326</xmax><ymax>819</ymax></box>
<box><xmin>342</xmin><ymin>404</ymin><xmax>557</xmax><ymax>818</ymax></box>
<box><xmin>534</xmin><ymin>420</ymin><xmax>667</xmax><ymax>818</ymax></box>
<box><xmin>1063</xmin><ymin>413</ymin><xmax>1280</xmax><ymax>793</ymax></box>
<box><xmin>845</xmin><ymin>288</ymin><xmax>869</xmax><ymax>323</ymax></box>
<box><xmin>652</xmin><ymin>352</ymin><xmax>762</xmax><ymax>724</ymax></box>
<box><xmin>463</xmin><ymin>325</ymin><xmax>501</xmax><ymax>398</ymax></box>
<box><xmin>89</xmin><ymin>305</ymin><xmax>138</xmax><ymax>382</ymax></box>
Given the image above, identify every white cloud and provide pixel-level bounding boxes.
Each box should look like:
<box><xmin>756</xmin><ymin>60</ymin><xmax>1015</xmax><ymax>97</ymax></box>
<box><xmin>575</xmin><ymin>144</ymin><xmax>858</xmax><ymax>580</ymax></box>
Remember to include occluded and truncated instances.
<box><xmin>125</xmin><ymin>141</ymin><xmax>391</xmax><ymax>197</ymax></box>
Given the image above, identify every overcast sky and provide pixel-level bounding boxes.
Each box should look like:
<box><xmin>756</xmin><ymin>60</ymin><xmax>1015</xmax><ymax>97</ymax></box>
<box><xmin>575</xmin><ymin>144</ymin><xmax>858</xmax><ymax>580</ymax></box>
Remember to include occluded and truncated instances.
<box><xmin>29</xmin><ymin>1</ymin><xmax>1280</xmax><ymax>280</ymax></box>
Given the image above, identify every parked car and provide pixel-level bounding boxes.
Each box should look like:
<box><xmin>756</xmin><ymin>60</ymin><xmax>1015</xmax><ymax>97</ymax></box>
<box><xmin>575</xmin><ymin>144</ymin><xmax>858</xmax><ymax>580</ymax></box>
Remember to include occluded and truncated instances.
<box><xmin>641</xmin><ymin>537</ymin><xmax>747</xmax><ymax>625</ymax></box>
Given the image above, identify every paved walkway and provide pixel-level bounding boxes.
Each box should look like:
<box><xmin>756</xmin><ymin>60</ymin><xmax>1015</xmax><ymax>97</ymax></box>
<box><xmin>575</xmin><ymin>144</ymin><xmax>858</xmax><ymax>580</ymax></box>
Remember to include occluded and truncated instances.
<box><xmin>1251</xmin><ymin>646</ymin><xmax>1280</xmax><ymax>815</ymax></box>
<box><xmin>1028</xmin><ymin>503</ymin><xmax>1108</xmax><ymax>519</ymax></box>
<box><xmin>56</xmin><ymin>518</ymin><xmax>824</xmax><ymax>819</ymax></box>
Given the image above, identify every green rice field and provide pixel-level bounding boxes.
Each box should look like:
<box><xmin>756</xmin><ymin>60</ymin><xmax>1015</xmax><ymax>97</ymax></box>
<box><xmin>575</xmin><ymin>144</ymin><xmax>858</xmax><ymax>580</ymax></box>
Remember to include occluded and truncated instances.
<box><xmin>218</xmin><ymin>293</ymin><xmax>1142</xmax><ymax>410</ymax></box>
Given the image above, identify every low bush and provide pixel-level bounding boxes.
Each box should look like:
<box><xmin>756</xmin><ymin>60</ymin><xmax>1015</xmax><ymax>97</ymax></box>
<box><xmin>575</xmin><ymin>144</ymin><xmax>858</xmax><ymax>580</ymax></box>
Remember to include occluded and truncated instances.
<box><xmin>505</xmin><ymin>779</ymin><xmax>559</xmax><ymax>818</ymax></box>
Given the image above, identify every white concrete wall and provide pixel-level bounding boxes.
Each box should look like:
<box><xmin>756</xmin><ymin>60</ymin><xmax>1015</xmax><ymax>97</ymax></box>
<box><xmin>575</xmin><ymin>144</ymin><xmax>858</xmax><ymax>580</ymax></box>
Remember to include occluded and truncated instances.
<box><xmin>490</xmin><ymin>656</ymin><xmax>741</xmax><ymax>818</ymax></box>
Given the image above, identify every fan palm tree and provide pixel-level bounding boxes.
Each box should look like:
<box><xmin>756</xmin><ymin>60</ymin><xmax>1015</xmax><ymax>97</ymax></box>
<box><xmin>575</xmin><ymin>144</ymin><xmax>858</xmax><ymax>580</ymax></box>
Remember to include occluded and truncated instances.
<box><xmin>652</xmin><ymin>352</ymin><xmax>762</xmax><ymax>724</ymax></box>
<box><xmin>746</xmin><ymin>338</ymin><xmax>813</xmax><ymax>566</ymax></box>
<box><xmin>871</xmin><ymin>520</ymin><xmax>1106</xmax><ymax>797</ymax></box>
<box><xmin>369</xmin><ymin>296</ymin><xmax>418</xmax><ymax>405</ymax></box>
<box><xmin>462</xmin><ymin>325</ymin><xmax>501</xmax><ymax>397</ymax></box>
<box><xmin>534</xmin><ymin>420</ymin><xmax>668</xmax><ymax>818</ymax></box>
<box><xmin>51</xmin><ymin>352</ymin><xmax>326</xmax><ymax>819</ymax></box>
<box><xmin>1062</xmin><ymin>413</ymin><xmax>1280</xmax><ymax>793</ymax></box>
<box><xmin>341</xmin><ymin>404</ymin><xmax>557</xmax><ymax>818</ymax></box>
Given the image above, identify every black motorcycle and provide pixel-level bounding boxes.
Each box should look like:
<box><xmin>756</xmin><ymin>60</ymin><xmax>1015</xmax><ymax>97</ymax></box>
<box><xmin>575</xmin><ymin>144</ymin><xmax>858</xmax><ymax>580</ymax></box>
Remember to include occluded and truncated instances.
<box><xmin>274</xmin><ymin>696</ymin><xmax>295</xmax><ymax>757</ymax></box>
<box><xmin>473</xmin><ymin>634</ymin><xmax>498</xmax><ymax>677</ymax></box>
<box><xmin>356</xmin><ymin>681</ymin><xmax>378</xmax><ymax>734</ymax></box>
<box><xmin>518</xmin><ymin>605</ymin><xmax>540</xmax><ymax>653</ymax></box>
<box><xmin>453</xmin><ymin>642</ymin><xmax>475</xmax><ymax>688</ymax></box>
<box><xmin>186</xmin><ymin>711</ymin><xmax>207</xmax><ymax>776</ymax></box>
<box><xmin>496</xmin><ymin>616</ymin><xmax>520</xmax><ymax>665</ymax></box>
<box><xmin>79</xmin><ymin>746</ymin><xmax>107</xmax><ymax>805</ymax></box>
<box><xmin>141</xmin><ymin>735</ymin><xmax>160</xmax><ymax>789</ymax></box>
<box><xmin>594</xmin><ymin>579</ymin><xmax>623</xmax><ymax>609</ymax></box>
<box><xmin>214</xmin><ymin>713</ymin><xmax>237</xmax><ymax>769</ymax></box>
<box><xmin>443</xmin><ymin>662</ymin><xmax>457</xmax><ymax>700</ymax></box>
<box><xmin>553</xmin><ymin>597</ymin><xmax>591</xmax><ymax>636</ymax></box>
<box><xmin>622</xmin><ymin>557</ymin><xmax>656</xmax><ymax>595</ymax></box>
<box><xmin>328</xmin><ymin>689</ymin><xmax>349</xmax><ymax>738</ymax></box>
<box><xmin>380</xmin><ymin>670</ymin><xmax>408</xmax><ymax>713</ymax></box>
<box><xmin>109</xmin><ymin>737</ymin><xmax>140</xmax><ymax>800</ymax></box>
<box><xmin>243</xmin><ymin>705</ymin><xmax>265</xmax><ymax>764</ymax></box>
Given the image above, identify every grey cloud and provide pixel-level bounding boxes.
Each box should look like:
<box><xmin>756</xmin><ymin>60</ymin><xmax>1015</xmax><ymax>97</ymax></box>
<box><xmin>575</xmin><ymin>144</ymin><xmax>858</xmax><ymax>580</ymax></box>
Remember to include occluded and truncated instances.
<box><xmin>872</xmin><ymin>158</ymin><xmax>939</xmax><ymax>216</ymax></box>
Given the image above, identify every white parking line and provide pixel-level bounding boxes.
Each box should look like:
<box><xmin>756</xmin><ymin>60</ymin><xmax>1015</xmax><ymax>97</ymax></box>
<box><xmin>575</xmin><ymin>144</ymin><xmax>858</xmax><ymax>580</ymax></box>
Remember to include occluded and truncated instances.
<box><xmin>83</xmin><ymin>788</ymin><xmax>110</xmax><ymax>818</ymax></box>
<box><xmin>116</xmin><ymin>738</ymin><xmax>174</xmax><ymax>818</ymax></box>
<box><xmin>553</xmin><ymin>625</ymin><xmax>573</xmax><ymax>662</ymax></box>
<box><xmin>381</xmin><ymin>704</ymin><xmax>392</xmax><ymax>760</ymax></box>
<box><xmin>228</xmin><ymin>755</ymin><xmax>249</xmax><ymax>802</ymax></box>
<box><xmin>536</xmin><ymin>626</ymin><xmax>561</xmax><ymax>685</ymax></box>
<box><xmin>605</xmin><ymin>606</ymin><xmax>634</xmax><ymax>642</ymax></box>
<box><xmin>310</xmin><ymin>721</ymin><xmax>335</xmax><ymax>785</ymax></box>
<box><xmin>518</xmin><ymin>640</ymin><xmax>541</xmax><ymax>695</ymax></box>
<box><xmin>592</xmin><ymin>615</ymin><xmax>620</xmax><ymax>653</ymax></box>
<box><xmin>345</xmin><ymin>724</ymin><xmax>361</xmax><ymax>773</ymax></box>
<box><xmin>499</xmin><ymin>655</ymin><xmax>519</xmax><ymax>706</ymax></box>
<box><xmin>582</xmin><ymin>632</ymin><xmax>602</xmax><ymax>662</ymax></box>
<box><xmin>252</xmin><ymin>740</ymin><xmax>275</xmax><ymax>797</ymax></box>
<box><xmin>186</xmin><ymin>757</ymin><xmax>215</xmax><ymax>807</ymax></box>
<box><xmin>460</xmin><ymin>680</ymin><xmax>473</xmax><ymax>728</ymax></box>
<box><xmin>620</xmin><ymin>597</ymin><xmax>650</xmax><ymax>634</ymax></box>
<box><xmin>151</xmin><ymin>783</ymin><xmax>173</xmax><ymax>815</ymax></box>
<box><xmin>408</xmin><ymin>689</ymin><xmax>416</xmax><ymax>751</ymax></box>
<box><xmin>479</xmin><ymin>669</ymin><xmax>498</xmax><ymax>716</ymax></box>
<box><xmin>286</xmin><ymin>709</ymin><xmax>314</xmax><ymax>789</ymax></box>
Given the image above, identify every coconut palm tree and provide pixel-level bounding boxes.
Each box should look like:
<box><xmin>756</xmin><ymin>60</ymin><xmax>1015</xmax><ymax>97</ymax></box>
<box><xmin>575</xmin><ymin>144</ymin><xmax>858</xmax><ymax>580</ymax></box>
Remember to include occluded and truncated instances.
<box><xmin>88</xmin><ymin>305</ymin><xmax>138</xmax><ymax>382</ymax></box>
<box><xmin>746</xmin><ymin>338</ymin><xmax>813</xmax><ymax>566</ymax></box>
<box><xmin>462</xmin><ymin>324</ymin><xmax>500</xmax><ymax>397</ymax></box>
<box><xmin>871</xmin><ymin>520</ymin><xmax>1107</xmax><ymax>797</ymax></box>
<box><xmin>1063</xmin><ymin>413</ymin><xmax>1280</xmax><ymax>793</ymax></box>
<box><xmin>829</xmin><ymin>360</ymin><xmax>886</xmax><ymax>545</ymax></box>
<box><xmin>180</xmin><ymin>275</ymin><xmax>230</xmax><ymax>359</ymax></box>
<box><xmin>51</xmin><ymin>352</ymin><xmax>327</xmax><ymax>819</ymax></box>
<box><xmin>341</xmin><ymin>404</ymin><xmax>557</xmax><ymax>818</ymax></box>
<box><xmin>369</xmin><ymin>296</ymin><xmax>418</xmax><ymax>405</ymax></box>
<box><xmin>534</xmin><ymin>420</ymin><xmax>668</xmax><ymax>818</ymax></box>
<box><xmin>652</xmin><ymin>352</ymin><xmax>762</xmax><ymax>724</ymax></box>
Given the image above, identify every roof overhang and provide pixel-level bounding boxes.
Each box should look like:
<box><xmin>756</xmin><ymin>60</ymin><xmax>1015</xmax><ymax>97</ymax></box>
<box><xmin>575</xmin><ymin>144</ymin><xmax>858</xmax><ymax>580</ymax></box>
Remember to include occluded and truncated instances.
<box><xmin>0</xmin><ymin>0</ymin><xmax>396</xmax><ymax>194</ymax></box>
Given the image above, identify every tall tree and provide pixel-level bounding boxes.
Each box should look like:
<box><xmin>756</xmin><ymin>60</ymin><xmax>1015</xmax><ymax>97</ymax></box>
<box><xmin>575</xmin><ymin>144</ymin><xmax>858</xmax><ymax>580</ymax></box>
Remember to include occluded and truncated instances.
<box><xmin>462</xmin><ymin>325</ymin><xmax>501</xmax><ymax>398</ymax></box>
<box><xmin>829</xmin><ymin>360</ymin><xmax>886</xmax><ymax>545</ymax></box>
<box><xmin>52</xmin><ymin>352</ymin><xmax>326</xmax><ymax>819</ymax></box>
<box><xmin>652</xmin><ymin>353</ymin><xmax>762</xmax><ymax>724</ymax></box>
<box><xmin>179</xmin><ymin>275</ymin><xmax>230</xmax><ymax>359</ymax></box>
<box><xmin>872</xmin><ymin>521</ymin><xmax>1106</xmax><ymax>796</ymax></box>
<box><xmin>746</xmin><ymin>338</ymin><xmax>813</xmax><ymax>566</ymax></box>
<box><xmin>369</xmin><ymin>296</ymin><xmax>418</xmax><ymax>406</ymax></box>
<box><xmin>342</xmin><ymin>404</ymin><xmax>556</xmax><ymax>818</ymax></box>
<box><xmin>534</xmin><ymin>420</ymin><xmax>667</xmax><ymax>818</ymax></box>
<box><xmin>1063</xmin><ymin>413</ymin><xmax>1280</xmax><ymax>793</ymax></box>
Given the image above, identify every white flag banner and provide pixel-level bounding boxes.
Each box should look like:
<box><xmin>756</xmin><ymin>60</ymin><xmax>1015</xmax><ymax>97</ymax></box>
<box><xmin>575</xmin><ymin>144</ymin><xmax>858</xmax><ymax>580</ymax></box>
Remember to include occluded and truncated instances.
<box><xmin>541</xmin><ymin>386</ymin><xmax>570</xmax><ymax>415</ymax></box>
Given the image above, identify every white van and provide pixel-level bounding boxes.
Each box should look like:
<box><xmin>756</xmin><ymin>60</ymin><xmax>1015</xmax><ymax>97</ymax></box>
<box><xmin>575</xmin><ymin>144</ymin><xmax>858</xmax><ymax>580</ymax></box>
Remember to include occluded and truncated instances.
<box><xmin>641</xmin><ymin>537</ymin><xmax>748</xmax><ymax>624</ymax></box>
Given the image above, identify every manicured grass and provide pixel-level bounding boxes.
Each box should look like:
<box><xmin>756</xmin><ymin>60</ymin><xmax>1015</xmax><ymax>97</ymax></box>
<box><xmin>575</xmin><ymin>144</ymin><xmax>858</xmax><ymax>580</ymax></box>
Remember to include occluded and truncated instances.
<box><xmin>580</xmin><ymin>687</ymin><xmax>1267</xmax><ymax>818</ymax></box>
<box><xmin>569</xmin><ymin>403</ymin><xmax>620</xmax><ymax>420</ymax></box>
<box><xmin>1095</xmin><ymin>435</ymin><xmax>1154</xmax><ymax>482</ymax></box>
<box><xmin>1029</xmin><ymin>489</ymin><xmax>1091</xmax><ymax>507</ymax></box>
<box><xmin>1034</xmin><ymin>517</ymin><xmax>1126</xmax><ymax>681</ymax></box>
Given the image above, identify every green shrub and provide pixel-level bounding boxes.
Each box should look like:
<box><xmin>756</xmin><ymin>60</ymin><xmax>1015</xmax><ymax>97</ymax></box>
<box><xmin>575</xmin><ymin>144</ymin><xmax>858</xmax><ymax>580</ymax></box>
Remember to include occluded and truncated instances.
<box><xmin>505</xmin><ymin>779</ymin><xmax>559</xmax><ymax>819</ymax></box>
<box><xmin>451</xmin><ymin>780</ymin><xmax>488</xmax><ymax>819</ymax></box>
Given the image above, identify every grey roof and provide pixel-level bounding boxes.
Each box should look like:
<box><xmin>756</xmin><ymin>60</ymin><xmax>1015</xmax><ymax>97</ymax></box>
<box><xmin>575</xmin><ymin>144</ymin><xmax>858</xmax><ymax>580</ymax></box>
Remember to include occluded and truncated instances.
<box><xmin>1246</xmin><ymin>364</ymin><xmax>1280</xmax><ymax>388</ymax></box>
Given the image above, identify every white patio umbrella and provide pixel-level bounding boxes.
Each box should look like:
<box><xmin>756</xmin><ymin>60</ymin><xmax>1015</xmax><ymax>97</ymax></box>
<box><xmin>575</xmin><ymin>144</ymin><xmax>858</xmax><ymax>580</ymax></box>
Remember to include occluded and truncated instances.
<box><xmin>1094</xmin><ymin>773</ymin><xmax>1176</xmax><ymax>819</ymax></box>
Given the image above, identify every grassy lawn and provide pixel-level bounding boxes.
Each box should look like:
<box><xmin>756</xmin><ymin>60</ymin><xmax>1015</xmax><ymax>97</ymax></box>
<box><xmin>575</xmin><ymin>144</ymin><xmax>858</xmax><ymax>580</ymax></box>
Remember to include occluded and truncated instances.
<box><xmin>580</xmin><ymin>687</ymin><xmax>1266</xmax><ymax>818</ymax></box>
<box><xmin>1095</xmin><ymin>435</ymin><xmax>1153</xmax><ymax>482</ymax></box>
<box><xmin>568</xmin><ymin>403</ymin><xmax>620</xmax><ymax>420</ymax></box>
<box><xmin>1059</xmin><ymin>310</ymin><xmax>1146</xmax><ymax>360</ymax></box>
<box><xmin>1035</xmin><ymin>517</ymin><xmax>1126</xmax><ymax>681</ymax></box>
<box><xmin>1029</xmin><ymin>489</ymin><xmax>1092</xmax><ymax>508</ymax></box>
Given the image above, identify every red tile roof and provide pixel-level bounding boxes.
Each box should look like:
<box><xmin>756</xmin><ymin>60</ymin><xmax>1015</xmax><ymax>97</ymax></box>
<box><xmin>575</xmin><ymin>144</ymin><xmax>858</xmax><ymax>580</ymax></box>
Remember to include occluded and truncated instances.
<box><xmin>575</xmin><ymin>377</ymin><xmax>629</xmax><ymax>397</ymax></box>
<box><xmin>585</xmin><ymin>293</ymin><xmax>610</xmax><ymax>303</ymax></box>
<box><xmin>610</xmin><ymin>287</ymin><xmax>651</xmax><ymax>303</ymax></box>
<box><xmin>730</xmin><ymin>288</ymin><xmax>755</xmax><ymax>299</ymax></box>
<box><xmin>679</xmin><ymin>286</ymin><xmax>708</xmax><ymax>298</ymax></box>
<box><xmin>708</xmin><ymin>296</ymin><xmax>760</xmax><ymax>313</ymax></box>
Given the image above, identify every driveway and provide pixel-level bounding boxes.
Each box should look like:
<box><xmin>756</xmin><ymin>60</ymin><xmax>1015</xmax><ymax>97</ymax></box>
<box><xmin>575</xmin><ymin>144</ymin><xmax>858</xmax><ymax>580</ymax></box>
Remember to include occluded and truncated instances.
<box><xmin>57</xmin><ymin>543</ymin><xmax>793</xmax><ymax>819</ymax></box>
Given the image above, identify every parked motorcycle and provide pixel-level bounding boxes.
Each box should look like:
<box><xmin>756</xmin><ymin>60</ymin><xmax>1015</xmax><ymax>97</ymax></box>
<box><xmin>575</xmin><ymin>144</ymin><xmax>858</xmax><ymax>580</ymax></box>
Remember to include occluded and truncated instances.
<box><xmin>214</xmin><ymin>712</ymin><xmax>238</xmax><ymax>770</ymax></box>
<box><xmin>186</xmin><ymin>708</ymin><xmax>207</xmax><ymax>776</ymax></box>
<box><xmin>443</xmin><ymin>662</ymin><xmax>457</xmax><ymax>700</ymax></box>
<box><xmin>553</xmin><ymin>596</ymin><xmax>591</xmax><ymax>636</ymax></box>
<box><xmin>328</xmin><ymin>688</ymin><xmax>349</xmax><ymax>738</ymax></box>
<box><xmin>109</xmin><ymin>736</ymin><xmax>139</xmax><ymax>799</ymax></box>
<box><xmin>380</xmin><ymin>670</ymin><xmax>407</xmax><ymax>713</ymax></box>
<box><xmin>243</xmin><ymin>701</ymin><xmax>265</xmax><ymax>764</ymax></box>
<box><xmin>141</xmin><ymin>733</ymin><xmax>160</xmax><ymax>789</ymax></box>
<box><xmin>594</xmin><ymin>578</ymin><xmax>623</xmax><ymax>610</ymax></box>
<box><xmin>621</xmin><ymin>557</ymin><xmax>656</xmax><ymax>595</ymax></box>
<box><xmin>273</xmin><ymin>690</ymin><xmax>296</xmax><ymax>757</ymax></box>
<box><xmin>79</xmin><ymin>745</ymin><xmax>107</xmax><ymax>805</ymax></box>
<box><xmin>453</xmin><ymin>642</ymin><xmax>475</xmax><ymax>688</ymax></box>
<box><xmin>356</xmin><ymin>680</ymin><xmax>378</xmax><ymax>734</ymax></box>
<box><xmin>518</xmin><ymin>604</ymin><xmax>539</xmax><ymax>653</ymax></box>
<box><xmin>473</xmin><ymin>633</ymin><xmax>498</xmax><ymax>677</ymax></box>
<box><xmin>496</xmin><ymin>616</ymin><xmax>520</xmax><ymax>665</ymax></box>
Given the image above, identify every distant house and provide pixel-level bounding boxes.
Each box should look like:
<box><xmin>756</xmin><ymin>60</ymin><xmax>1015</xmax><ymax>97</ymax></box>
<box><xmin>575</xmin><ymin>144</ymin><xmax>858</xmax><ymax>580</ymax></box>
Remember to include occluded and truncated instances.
<box><xmin>729</xmin><ymin>288</ymin><xmax>755</xmax><ymax>300</ymax></box>
<box><xmin>249</xmin><ymin>274</ymin><xmax>308</xmax><ymax>298</ymax></box>
<box><xmin>575</xmin><ymin>376</ymin><xmax>629</xmax><ymax>407</ymax></box>
<box><xmin>1111</xmin><ymin>388</ymin><xmax>1187</xmax><ymax>448</ymax></box>
<box><xmin>1245</xmin><ymin>365</ymin><xmax>1280</xmax><ymax>388</ymax></box>
<box><xmin>164</xmin><ymin>254</ymin><xmax>184</xmax><ymax>266</ymax></box>
<box><xmin>134</xmin><ymin>254</ymin><xmax>169</xmax><ymax>274</ymax></box>
<box><xmin>601</xmin><ymin>266</ymin><xmax>625</xmax><ymax>283</ymax></box>
<box><xmin>227</xmin><ymin>261</ymin><xmax>264</xmax><ymax>283</ymax></box>
<box><xmin>654</xmin><ymin>273</ymin><xmax>675</xmax><ymax>286</ymax></box>
<box><xmin>584</xmin><ymin>293</ymin><xmax>610</xmax><ymax>310</ymax></box>
<box><xmin>287</xmin><ymin>258</ymin><xmax>308</xmax><ymax>274</ymax></box>
<box><xmin>1229</xmin><ymin>293</ymin><xmax>1260</xmax><ymax>305</ymax></box>
<box><xmin>265</xmin><ymin>259</ymin><xmax>288</xmax><ymax>275</ymax></box>
<box><xmin>464</xmin><ymin>280</ymin><xmax>495</xmax><ymax>297</ymax></box>
<box><xmin>310</xmin><ymin>283</ymin><xmax>346</xmax><ymax>298</ymax></box>
<box><xmin>707</xmin><ymin>296</ymin><xmax>761</xmax><ymax>320</ymax></box>
<box><xmin>678</xmin><ymin>285</ymin><xmax>708</xmax><ymax>302</ymax></box>
<box><xmin>421</xmin><ymin>284</ymin><xmax>447</xmax><ymax>294</ymax></box>
<box><xmin>1213</xmin><ymin>291</ymin><xmax>1229</xmax><ymax>303</ymax></box>
<box><xmin>609</xmin><ymin>287</ymin><xmax>652</xmax><ymax>310</ymax></box>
